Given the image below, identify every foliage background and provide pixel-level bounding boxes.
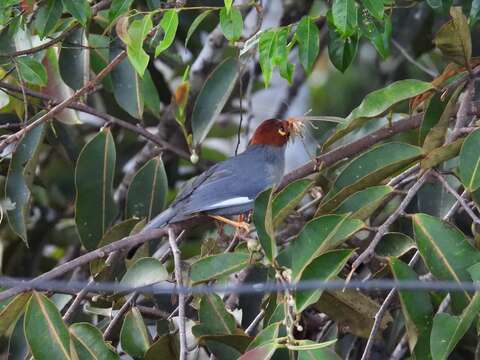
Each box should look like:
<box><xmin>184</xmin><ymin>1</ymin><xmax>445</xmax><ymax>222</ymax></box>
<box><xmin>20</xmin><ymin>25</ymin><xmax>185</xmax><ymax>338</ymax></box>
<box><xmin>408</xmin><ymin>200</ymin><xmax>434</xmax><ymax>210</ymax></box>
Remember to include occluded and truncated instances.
<box><xmin>0</xmin><ymin>0</ymin><xmax>479</xmax><ymax>359</ymax></box>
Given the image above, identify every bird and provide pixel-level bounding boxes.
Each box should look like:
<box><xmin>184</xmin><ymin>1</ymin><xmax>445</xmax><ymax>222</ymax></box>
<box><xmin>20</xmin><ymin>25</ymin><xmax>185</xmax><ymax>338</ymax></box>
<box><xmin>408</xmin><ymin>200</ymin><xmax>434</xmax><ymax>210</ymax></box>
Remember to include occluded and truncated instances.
<box><xmin>141</xmin><ymin>118</ymin><xmax>300</xmax><ymax>232</ymax></box>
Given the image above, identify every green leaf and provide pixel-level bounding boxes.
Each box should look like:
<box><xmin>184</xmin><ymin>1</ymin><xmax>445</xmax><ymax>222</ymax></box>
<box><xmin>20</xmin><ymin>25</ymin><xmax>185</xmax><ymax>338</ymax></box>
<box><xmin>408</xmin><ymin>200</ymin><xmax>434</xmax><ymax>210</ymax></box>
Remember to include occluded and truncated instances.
<box><xmin>317</xmin><ymin>142</ymin><xmax>423</xmax><ymax>214</ymax></box>
<box><xmin>332</xmin><ymin>0</ymin><xmax>358</xmax><ymax>37</ymax></box>
<box><xmin>185</xmin><ymin>10</ymin><xmax>213</xmax><ymax>48</ymax></box>
<box><xmin>253</xmin><ymin>188</ymin><xmax>276</xmax><ymax>263</ymax></box>
<box><xmin>24</xmin><ymin>292</ymin><xmax>71</xmax><ymax>360</ymax></box>
<box><xmin>286</xmin><ymin>339</ymin><xmax>337</xmax><ymax>351</ymax></box>
<box><xmin>238</xmin><ymin>342</ymin><xmax>279</xmax><ymax>360</ymax></box>
<box><xmin>16</xmin><ymin>56</ymin><xmax>48</xmax><ymax>86</ymax></box>
<box><xmin>459</xmin><ymin>128</ymin><xmax>480</xmax><ymax>191</ymax></box>
<box><xmin>59</xmin><ymin>28</ymin><xmax>89</xmax><ymax>90</ymax></box>
<box><xmin>88</xmin><ymin>34</ymin><xmax>113</xmax><ymax>91</ymax></box>
<box><xmin>327</xmin><ymin>25</ymin><xmax>358</xmax><ymax>73</ymax></box>
<box><xmin>362</xmin><ymin>0</ymin><xmax>384</xmax><ymax>20</ymax></box>
<box><xmin>0</xmin><ymin>292</ymin><xmax>31</xmax><ymax>336</ymax></box>
<box><xmin>190</xmin><ymin>252</ymin><xmax>251</xmax><ymax>284</ymax></box>
<box><xmin>325</xmin><ymin>80</ymin><xmax>434</xmax><ymax>147</ymax></box>
<box><xmin>127</xmin><ymin>15</ymin><xmax>153</xmax><ymax>77</ymax></box>
<box><xmin>154</xmin><ymin>10</ymin><xmax>178</xmax><ymax>57</ymax></box>
<box><xmin>376</xmin><ymin>232</ymin><xmax>415</xmax><ymax>258</ymax></box>
<box><xmin>297</xmin><ymin>341</ymin><xmax>341</xmax><ymax>360</ymax></box>
<box><xmin>109</xmin><ymin>0</ymin><xmax>134</xmax><ymax>22</ymax></box>
<box><xmin>111</xmin><ymin>37</ymin><xmax>144</xmax><ymax>119</ymax></box>
<box><xmin>224</xmin><ymin>0</ymin><xmax>233</xmax><ymax>13</ymax></box>
<box><xmin>258</xmin><ymin>30</ymin><xmax>276</xmax><ymax>87</ymax></box>
<box><xmin>421</xmin><ymin>138</ymin><xmax>463</xmax><ymax>170</ymax></box>
<box><xmin>390</xmin><ymin>258</ymin><xmax>434</xmax><ymax>359</ymax></box>
<box><xmin>333</xmin><ymin>185</ymin><xmax>393</xmax><ymax>220</ymax></box>
<box><xmin>283</xmin><ymin>214</ymin><xmax>363</xmax><ymax>280</ymax></box>
<box><xmin>272</xmin><ymin>179</ymin><xmax>312</xmax><ymax>227</ymax></box>
<box><xmin>70</xmin><ymin>323</ymin><xmax>119</xmax><ymax>360</ymax></box>
<box><xmin>426</xmin><ymin>0</ymin><xmax>452</xmax><ymax>14</ymax></box>
<box><xmin>126</xmin><ymin>157</ymin><xmax>168</xmax><ymax>221</ymax></box>
<box><xmin>362</xmin><ymin>15</ymin><xmax>391</xmax><ymax>59</ymax></box>
<box><xmin>296</xmin><ymin>249</ymin><xmax>353</xmax><ymax>312</ymax></box>
<box><xmin>120</xmin><ymin>307</ymin><xmax>151</xmax><ymax>359</ymax></box>
<box><xmin>422</xmin><ymin>86</ymin><xmax>462</xmax><ymax>153</ymax></box>
<box><xmin>296</xmin><ymin>16</ymin><xmax>320</xmax><ymax>73</ymax></box>
<box><xmin>419</xmin><ymin>93</ymin><xmax>448</xmax><ymax>146</ymax></box>
<box><xmin>145</xmin><ymin>334</ymin><xmax>178</xmax><ymax>360</ymax></box>
<box><xmin>191</xmin><ymin>57</ymin><xmax>239</xmax><ymax>147</ymax></box>
<box><xmin>431</xmin><ymin>292</ymin><xmax>480</xmax><ymax>360</ymax></box>
<box><xmin>121</xmin><ymin>257</ymin><xmax>168</xmax><ymax>288</ymax></box>
<box><xmin>246</xmin><ymin>322</ymin><xmax>280</xmax><ymax>351</ymax></box>
<box><xmin>434</xmin><ymin>7</ymin><xmax>472</xmax><ymax>68</ymax></box>
<box><xmin>470</xmin><ymin>0</ymin><xmax>480</xmax><ymax>25</ymax></box>
<box><xmin>141</xmin><ymin>70</ymin><xmax>161</xmax><ymax>116</ymax></box>
<box><xmin>219</xmin><ymin>7</ymin><xmax>243</xmax><ymax>42</ymax></box>
<box><xmin>62</xmin><ymin>0</ymin><xmax>91</xmax><ymax>25</ymax></box>
<box><xmin>75</xmin><ymin>128</ymin><xmax>117</xmax><ymax>250</ymax></box>
<box><xmin>192</xmin><ymin>294</ymin><xmax>236</xmax><ymax>336</ymax></box>
<box><xmin>34</xmin><ymin>0</ymin><xmax>63</xmax><ymax>39</ymax></box>
<box><xmin>6</xmin><ymin>118</ymin><xmax>45</xmax><ymax>244</ymax></box>
<box><xmin>413</xmin><ymin>213</ymin><xmax>480</xmax><ymax>312</ymax></box>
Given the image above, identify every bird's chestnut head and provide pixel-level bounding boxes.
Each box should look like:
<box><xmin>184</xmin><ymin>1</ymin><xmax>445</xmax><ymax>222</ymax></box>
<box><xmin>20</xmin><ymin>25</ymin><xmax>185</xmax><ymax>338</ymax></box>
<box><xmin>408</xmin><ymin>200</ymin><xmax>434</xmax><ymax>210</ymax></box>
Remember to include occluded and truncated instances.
<box><xmin>249</xmin><ymin>119</ymin><xmax>293</xmax><ymax>147</ymax></box>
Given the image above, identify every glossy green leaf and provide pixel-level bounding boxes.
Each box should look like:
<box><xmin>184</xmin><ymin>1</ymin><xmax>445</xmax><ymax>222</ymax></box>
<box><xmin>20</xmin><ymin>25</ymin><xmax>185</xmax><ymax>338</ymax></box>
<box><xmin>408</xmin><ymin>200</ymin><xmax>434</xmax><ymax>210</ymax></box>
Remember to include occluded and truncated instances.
<box><xmin>317</xmin><ymin>142</ymin><xmax>423</xmax><ymax>214</ymax></box>
<box><xmin>258</xmin><ymin>30</ymin><xmax>275</xmax><ymax>87</ymax></box>
<box><xmin>34</xmin><ymin>0</ymin><xmax>62</xmax><ymax>39</ymax></box>
<box><xmin>413</xmin><ymin>213</ymin><xmax>480</xmax><ymax>312</ymax></box>
<box><xmin>24</xmin><ymin>292</ymin><xmax>71</xmax><ymax>360</ymax></box>
<box><xmin>185</xmin><ymin>10</ymin><xmax>213</xmax><ymax>48</ymax></box>
<box><xmin>287</xmin><ymin>339</ymin><xmax>337</xmax><ymax>351</ymax></box>
<box><xmin>297</xmin><ymin>341</ymin><xmax>341</xmax><ymax>360</ymax></box>
<box><xmin>16</xmin><ymin>56</ymin><xmax>47</xmax><ymax>86</ymax></box>
<box><xmin>434</xmin><ymin>7</ymin><xmax>472</xmax><ymax>67</ymax></box>
<box><xmin>419</xmin><ymin>93</ymin><xmax>447</xmax><ymax>146</ymax></box>
<box><xmin>6</xmin><ymin>119</ymin><xmax>45</xmax><ymax>243</ymax></box>
<box><xmin>75</xmin><ymin>128</ymin><xmax>117</xmax><ymax>250</ymax></box>
<box><xmin>376</xmin><ymin>232</ymin><xmax>415</xmax><ymax>258</ymax></box>
<box><xmin>192</xmin><ymin>294</ymin><xmax>236</xmax><ymax>336</ymax></box>
<box><xmin>333</xmin><ymin>185</ymin><xmax>393</xmax><ymax>220</ymax></box>
<box><xmin>127</xmin><ymin>15</ymin><xmax>152</xmax><ymax>77</ymax></box>
<box><xmin>59</xmin><ymin>28</ymin><xmax>89</xmax><ymax>90</ymax></box>
<box><xmin>332</xmin><ymin>0</ymin><xmax>357</xmax><ymax>37</ymax></box>
<box><xmin>141</xmin><ymin>70</ymin><xmax>161</xmax><ymax>116</ymax></box>
<box><xmin>154</xmin><ymin>10</ymin><xmax>178</xmax><ymax>57</ymax></box>
<box><xmin>459</xmin><ymin>128</ymin><xmax>480</xmax><ymax>191</ymax></box>
<box><xmin>191</xmin><ymin>57</ymin><xmax>238</xmax><ymax>147</ymax></box>
<box><xmin>362</xmin><ymin>16</ymin><xmax>391</xmax><ymax>59</ymax></box>
<box><xmin>219</xmin><ymin>7</ymin><xmax>243</xmax><ymax>42</ymax></box>
<box><xmin>109</xmin><ymin>0</ymin><xmax>134</xmax><ymax>22</ymax></box>
<box><xmin>390</xmin><ymin>258</ymin><xmax>433</xmax><ymax>359</ymax></box>
<box><xmin>327</xmin><ymin>21</ymin><xmax>358</xmax><ymax>73</ymax></box>
<box><xmin>296</xmin><ymin>16</ymin><xmax>320</xmax><ymax>73</ymax></box>
<box><xmin>431</xmin><ymin>292</ymin><xmax>480</xmax><ymax>360</ymax></box>
<box><xmin>120</xmin><ymin>307</ymin><xmax>151</xmax><ymax>359</ymax></box>
<box><xmin>284</xmin><ymin>215</ymin><xmax>363</xmax><ymax>280</ymax></box>
<box><xmin>272</xmin><ymin>179</ymin><xmax>312</xmax><ymax>226</ymax></box>
<box><xmin>190</xmin><ymin>252</ymin><xmax>251</xmax><ymax>284</ymax></box>
<box><xmin>423</xmin><ymin>86</ymin><xmax>462</xmax><ymax>153</ymax></box>
<box><xmin>246</xmin><ymin>322</ymin><xmax>280</xmax><ymax>351</ymax></box>
<box><xmin>224</xmin><ymin>0</ymin><xmax>233</xmax><ymax>13</ymax></box>
<box><xmin>110</xmin><ymin>37</ymin><xmax>144</xmax><ymax>119</ymax></box>
<box><xmin>325</xmin><ymin>80</ymin><xmax>434</xmax><ymax>147</ymax></box>
<box><xmin>296</xmin><ymin>249</ymin><xmax>353</xmax><ymax>312</ymax></box>
<box><xmin>0</xmin><ymin>292</ymin><xmax>31</xmax><ymax>336</ymax></box>
<box><xmin>121</xmin><ymin>257</ymin><xmax>168</xmax><ymax>288</ymax></box>
<box><xmin>362</xmin><ymin>0</ymin><xmax>384</xmax><ymax>20</ymax></box>
<box><xmin>70</xmin><ymin>323</ymin><xmax>119</xmax><ymax>360</ymax></box>
<box><xmin>62</xmin><ymin>0</ymin><xmax>91</xmax><ymax>25</ymax></box>
<box><xmin>126</xmin><ymin>157</ymin><xmax>168</xmax><ymax>221</ymax></box>
<box><xmin>238</xmin><ymin>342</ymin><xmax>279</xmax><ymax>360</ymax></box>
<box><xmin>253</xmin><ymin>188</ymin><xmax>276</xmax><ymax>263</ymax></box>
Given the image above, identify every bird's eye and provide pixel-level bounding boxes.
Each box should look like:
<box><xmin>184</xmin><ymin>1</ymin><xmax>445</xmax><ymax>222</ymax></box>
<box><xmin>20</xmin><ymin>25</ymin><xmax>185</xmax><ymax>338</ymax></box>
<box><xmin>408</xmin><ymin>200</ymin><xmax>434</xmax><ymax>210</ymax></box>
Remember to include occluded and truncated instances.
<box><xmin>278</xmin><ymin>128</ymin><xmax>287</xmax><ymax>136</ymax></box>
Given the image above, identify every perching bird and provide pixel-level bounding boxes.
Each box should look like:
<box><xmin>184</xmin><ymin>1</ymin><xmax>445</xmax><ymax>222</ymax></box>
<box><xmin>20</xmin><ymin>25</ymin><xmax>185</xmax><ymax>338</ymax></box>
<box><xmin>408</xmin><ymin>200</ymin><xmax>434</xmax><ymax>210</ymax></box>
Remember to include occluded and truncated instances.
<box><xmin>142</xmin><ymin>118</ymin><xmax>299</xmax><ymax>232</ymax></box>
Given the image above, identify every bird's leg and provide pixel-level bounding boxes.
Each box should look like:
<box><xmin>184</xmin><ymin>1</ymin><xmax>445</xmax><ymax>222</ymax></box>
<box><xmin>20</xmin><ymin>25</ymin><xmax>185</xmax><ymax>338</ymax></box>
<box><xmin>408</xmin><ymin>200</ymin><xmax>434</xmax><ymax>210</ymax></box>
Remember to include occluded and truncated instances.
<box><xmin>209</xmin><ymin>215</ymin><xmax>250</xmax><ymax>233</ymax></box>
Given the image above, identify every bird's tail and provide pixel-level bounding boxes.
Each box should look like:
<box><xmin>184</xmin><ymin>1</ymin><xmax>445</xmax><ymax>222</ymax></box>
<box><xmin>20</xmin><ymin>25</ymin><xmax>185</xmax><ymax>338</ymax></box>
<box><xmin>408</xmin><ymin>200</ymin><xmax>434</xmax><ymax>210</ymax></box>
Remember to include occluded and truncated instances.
<box><xmin>140</xmin><ymin>207</ymin><xmax>176</xmax><ymax>233</ymax></box>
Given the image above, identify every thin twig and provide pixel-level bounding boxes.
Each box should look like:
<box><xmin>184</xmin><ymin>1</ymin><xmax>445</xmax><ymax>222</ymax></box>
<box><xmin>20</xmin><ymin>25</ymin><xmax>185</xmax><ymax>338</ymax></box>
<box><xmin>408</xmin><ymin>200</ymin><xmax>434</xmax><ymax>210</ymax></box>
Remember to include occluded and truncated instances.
<box><xmin>433</xmin><ymin>172</ymin><xmax>480</xmax><ymax>224</ymax></box>
<box><xmin>245</xmin><ymin>309</ymin><xmax>265</xmax><ymax>335</ymax></box>
<box><xmin>347</xmin><ymin>171</ymin><xmax>431</xmax><ymax>282</ymax></box>
<box><xmin>392</xmin><ymin>39</ymin><xmax>438</xmax><ymax>78</ymax></box>
<box><xmin>168</xmin><ymin>228</ymin><xmax>187</xmax><ymax>360</ymax></box>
